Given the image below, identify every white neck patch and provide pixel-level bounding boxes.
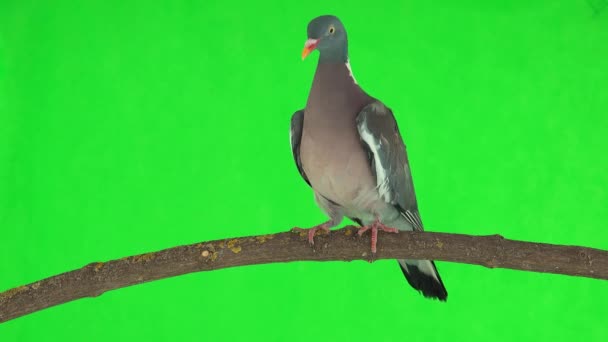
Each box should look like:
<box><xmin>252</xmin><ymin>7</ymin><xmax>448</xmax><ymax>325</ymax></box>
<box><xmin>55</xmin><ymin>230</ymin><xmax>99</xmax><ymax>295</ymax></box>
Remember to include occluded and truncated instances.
<box><xmin>345</xmin><ymin>59</ymin><xmax>358</xmax><ymax>84</ymax></box>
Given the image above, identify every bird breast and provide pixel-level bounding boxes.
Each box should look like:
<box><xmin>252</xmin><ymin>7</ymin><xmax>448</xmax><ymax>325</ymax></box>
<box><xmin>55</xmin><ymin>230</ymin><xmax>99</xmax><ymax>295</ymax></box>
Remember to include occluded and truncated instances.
<box><xmin>300</xmin><ymin>113</ymin><xmax>379</xmax><ymax>214</ymax></box>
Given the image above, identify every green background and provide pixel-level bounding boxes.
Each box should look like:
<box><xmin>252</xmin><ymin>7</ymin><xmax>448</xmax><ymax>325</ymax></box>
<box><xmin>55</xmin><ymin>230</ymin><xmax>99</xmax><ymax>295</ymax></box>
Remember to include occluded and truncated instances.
<box><xmin>1</xmin><ymin>1</ymin><xmax>607</xmax><ymax>341</ymax></box>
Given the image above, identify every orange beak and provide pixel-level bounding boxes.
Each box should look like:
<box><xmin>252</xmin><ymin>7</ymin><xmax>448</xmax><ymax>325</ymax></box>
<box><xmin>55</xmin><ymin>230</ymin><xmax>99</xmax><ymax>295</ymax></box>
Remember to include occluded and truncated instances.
<box><xmin>302</xmin><ymin>38</ymin><xmax>319</xmax><ymax>60</ymax></box>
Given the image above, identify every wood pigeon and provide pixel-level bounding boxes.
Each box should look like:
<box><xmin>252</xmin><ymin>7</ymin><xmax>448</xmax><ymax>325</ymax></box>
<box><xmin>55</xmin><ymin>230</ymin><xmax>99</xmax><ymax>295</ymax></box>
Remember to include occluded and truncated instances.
<box><xmin>290</xmin><ymin>15</ymin><xmax>448</xmax><ymax>300</ymax></box>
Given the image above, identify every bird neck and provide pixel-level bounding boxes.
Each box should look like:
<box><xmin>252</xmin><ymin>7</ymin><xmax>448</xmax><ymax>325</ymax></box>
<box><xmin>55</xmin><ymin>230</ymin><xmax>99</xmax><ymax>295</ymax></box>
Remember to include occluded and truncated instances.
<box><xmin>313</xmin><ymin>58</ymin><xmax>358</xmax><ymax>87</ymax></box>
<box><xmin>308</xmin><ymin>62</ymin><xmax>363</xmax><ymax>109</ymax></box>
<box><xmin>318</xmin><ymin>46</ymin><xmax>349</xmax><ymax>63</ymax></box>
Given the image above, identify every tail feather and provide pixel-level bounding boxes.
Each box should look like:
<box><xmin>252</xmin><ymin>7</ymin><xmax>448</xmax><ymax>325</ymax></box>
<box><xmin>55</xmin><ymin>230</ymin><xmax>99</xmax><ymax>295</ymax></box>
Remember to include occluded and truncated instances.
<box><xmin>398</xmin><ymin>259</ymin><xmax>447</xmax><ymax>301</ymax></box>
<box><xmin>349</xmin><ymin>216</ymin><xmax>448</xmax><ymax>301</ymax></box>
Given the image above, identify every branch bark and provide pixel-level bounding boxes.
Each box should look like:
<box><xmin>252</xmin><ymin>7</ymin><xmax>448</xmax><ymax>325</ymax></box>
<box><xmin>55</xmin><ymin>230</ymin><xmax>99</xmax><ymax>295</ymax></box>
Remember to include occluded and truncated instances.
<box><xmin>1</xmin><ymin>226</ymin><xmax>607</xmax><ymax>323</ymax></box>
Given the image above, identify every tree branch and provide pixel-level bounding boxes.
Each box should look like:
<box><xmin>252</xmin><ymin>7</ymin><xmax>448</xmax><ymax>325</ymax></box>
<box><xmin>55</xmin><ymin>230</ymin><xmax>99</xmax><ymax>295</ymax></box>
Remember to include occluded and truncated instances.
<box><xmin>1</xmin><ymin>226</ymin><xmax>607</xmax><ymax>323</ymax></box>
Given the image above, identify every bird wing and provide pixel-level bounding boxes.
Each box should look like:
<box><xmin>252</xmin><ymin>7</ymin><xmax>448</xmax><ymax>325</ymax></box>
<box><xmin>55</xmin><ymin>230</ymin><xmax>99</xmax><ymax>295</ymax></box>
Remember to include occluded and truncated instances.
<box><xmin>290</xmin><ymin>109</ymin><xmax>311</xmax><ymax>187</ymax></box>
<box><xmin>356</xmin><ymin>101</ymin><xmax>424</xmax><ymax>231</ymax></box>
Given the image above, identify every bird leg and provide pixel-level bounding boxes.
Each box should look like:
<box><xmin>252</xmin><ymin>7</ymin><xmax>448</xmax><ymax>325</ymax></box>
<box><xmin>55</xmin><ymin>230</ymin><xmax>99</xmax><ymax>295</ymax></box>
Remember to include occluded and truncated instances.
<box><xmin>291</xmin><ymin>222</ymin><xmax>332</xmax><ymax>245</ymax></box>
<box><xmin>357</xmin><ymin>219</ymin><xmax>399</xmax><ymax>254</ymax></box>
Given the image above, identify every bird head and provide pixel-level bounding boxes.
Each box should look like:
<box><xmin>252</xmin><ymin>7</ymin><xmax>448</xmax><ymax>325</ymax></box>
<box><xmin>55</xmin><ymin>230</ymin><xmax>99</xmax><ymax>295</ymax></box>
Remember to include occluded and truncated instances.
<box><xmin>302</xmin><ymin>15</ymin><xmax>348</xmax><ymax>62</ymax></box>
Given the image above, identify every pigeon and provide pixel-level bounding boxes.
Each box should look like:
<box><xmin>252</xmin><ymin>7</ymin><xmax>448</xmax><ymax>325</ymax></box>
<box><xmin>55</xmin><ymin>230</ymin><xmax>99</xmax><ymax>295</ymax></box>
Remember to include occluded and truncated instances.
<box><xmin>290</xmin><ymin>15</ymin><xmax>448</xmax><ymax>300</ymax></box>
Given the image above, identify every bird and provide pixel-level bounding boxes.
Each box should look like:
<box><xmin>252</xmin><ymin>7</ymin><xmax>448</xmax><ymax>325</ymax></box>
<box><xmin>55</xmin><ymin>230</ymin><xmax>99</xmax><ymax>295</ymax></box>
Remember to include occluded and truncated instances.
<box><xmin>290</xmin><ymin>15</ymin><xmax>447</xmax><ymax>301</ymax></box>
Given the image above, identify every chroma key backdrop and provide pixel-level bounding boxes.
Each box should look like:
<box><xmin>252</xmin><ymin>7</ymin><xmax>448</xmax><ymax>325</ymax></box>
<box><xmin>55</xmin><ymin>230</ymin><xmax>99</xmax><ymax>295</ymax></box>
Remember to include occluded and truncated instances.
<box><xmin>1</xmin><ymin>1</ymin><xmax>607</xmax><ymax>341</ymax></box>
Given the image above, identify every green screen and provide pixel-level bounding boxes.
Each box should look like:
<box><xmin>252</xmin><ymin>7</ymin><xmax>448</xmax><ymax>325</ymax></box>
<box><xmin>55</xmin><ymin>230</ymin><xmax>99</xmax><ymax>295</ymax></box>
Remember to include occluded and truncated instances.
<box><xmin>1</xmin><ymin>1</ymin><xmax>607</xmax><ymax>341</ymax></box>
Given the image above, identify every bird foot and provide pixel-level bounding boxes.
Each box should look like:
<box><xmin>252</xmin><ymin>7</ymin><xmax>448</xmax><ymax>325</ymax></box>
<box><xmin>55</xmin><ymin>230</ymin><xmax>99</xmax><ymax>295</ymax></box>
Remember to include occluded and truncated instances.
<box><xmin>291</xmin><ymin>223</ymin><xmax>331</xmax><ymax>245</ymax></box>
<box><xmin>357</xmin><ymin>221</ymin><xmax>399</xmax><ymax>254</ymax></box>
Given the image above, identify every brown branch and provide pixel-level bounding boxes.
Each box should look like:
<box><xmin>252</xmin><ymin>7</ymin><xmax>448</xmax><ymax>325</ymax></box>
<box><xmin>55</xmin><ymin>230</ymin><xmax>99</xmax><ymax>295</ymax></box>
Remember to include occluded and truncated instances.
<box><xmin>1</xmin><ymin>227</ymin><xmax>607</xmax><ymax>323</ymax></box>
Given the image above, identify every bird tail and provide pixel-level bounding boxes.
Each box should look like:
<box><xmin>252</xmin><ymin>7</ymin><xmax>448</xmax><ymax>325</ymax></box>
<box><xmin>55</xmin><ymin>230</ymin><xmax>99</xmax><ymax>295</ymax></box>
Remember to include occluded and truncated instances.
<box><xmin>352</xmin><ymin>215</ymin><xmax>448</xmax><ymax>300</ymax></box>
<box><xmin>398</xmin><ymin>259</ymin><xmax>447</xmax><ymax>301</ymax></box>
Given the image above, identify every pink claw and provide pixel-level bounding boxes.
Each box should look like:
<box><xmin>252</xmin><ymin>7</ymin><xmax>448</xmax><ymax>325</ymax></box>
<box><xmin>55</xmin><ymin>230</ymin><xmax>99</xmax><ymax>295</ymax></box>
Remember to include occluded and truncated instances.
<box><xmin>292</xmin><ymin>223</ymin><xmax>331</xmax><ymax>245</ymax></box>
<box><xmin>357</xmin><ymin>220</ymin><xmax>399</xmax><ymax>254</ymax></box>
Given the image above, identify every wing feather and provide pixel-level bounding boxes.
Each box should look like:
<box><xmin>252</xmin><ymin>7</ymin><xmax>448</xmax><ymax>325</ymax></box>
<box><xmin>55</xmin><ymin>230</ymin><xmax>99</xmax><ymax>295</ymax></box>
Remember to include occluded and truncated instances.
<box><xmin>290</xmin><ymin>110</ymin><xmax>311</xmax><ymax>187</ymax></box>
<box><xmin>356</xmin><ymin>101</ymin><xmax>424</xmax><ymax>231</ymax></box>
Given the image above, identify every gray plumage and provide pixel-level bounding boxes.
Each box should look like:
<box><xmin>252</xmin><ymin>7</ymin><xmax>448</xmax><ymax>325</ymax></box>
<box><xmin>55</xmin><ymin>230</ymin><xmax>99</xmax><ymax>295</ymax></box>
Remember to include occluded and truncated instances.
<box><xmin>291</xmin><ymin>15</ymin><xmax>447</xmax><ymax>300</ymax></box>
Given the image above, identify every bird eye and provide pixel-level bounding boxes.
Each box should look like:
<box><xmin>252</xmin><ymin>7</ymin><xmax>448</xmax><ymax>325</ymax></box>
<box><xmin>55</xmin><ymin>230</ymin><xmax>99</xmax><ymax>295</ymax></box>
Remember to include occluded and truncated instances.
<box><xmin>328</xmin><ymin>25</ymin><xmax>335</xmax><ymax>34</ymax></box>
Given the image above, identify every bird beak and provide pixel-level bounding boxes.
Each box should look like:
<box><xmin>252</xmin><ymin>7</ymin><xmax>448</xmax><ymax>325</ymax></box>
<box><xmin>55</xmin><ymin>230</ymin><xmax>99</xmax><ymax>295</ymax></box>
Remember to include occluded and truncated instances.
<box><xmin>301</xmin><ymin>38</ymin><xmax>319</xmax><ymax>60</ymax></box>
